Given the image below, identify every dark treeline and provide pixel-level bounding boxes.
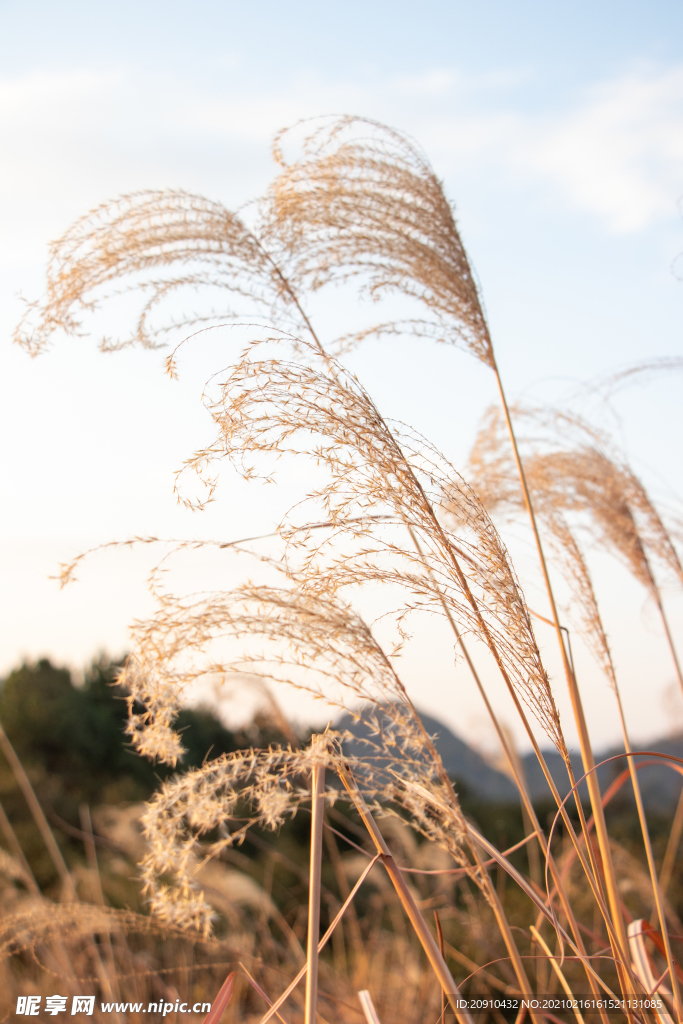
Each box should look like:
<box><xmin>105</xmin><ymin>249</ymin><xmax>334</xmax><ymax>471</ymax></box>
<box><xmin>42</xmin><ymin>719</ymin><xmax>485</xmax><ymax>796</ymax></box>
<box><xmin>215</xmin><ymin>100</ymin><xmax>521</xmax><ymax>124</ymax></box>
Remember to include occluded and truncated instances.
<box><xmin>0</xmin><ymin>657</ymin><xmax>293</xmax><ymax>890</ymax></box>
<box><xmin>0</xmin><ymin>657</ymin><xmax>242</xmax><ymax>801</ymax></box>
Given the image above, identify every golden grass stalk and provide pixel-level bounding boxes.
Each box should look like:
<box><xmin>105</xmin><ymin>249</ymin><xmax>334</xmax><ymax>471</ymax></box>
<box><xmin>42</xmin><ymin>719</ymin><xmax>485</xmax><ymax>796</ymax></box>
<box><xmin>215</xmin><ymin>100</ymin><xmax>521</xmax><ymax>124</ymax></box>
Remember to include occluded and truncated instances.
<box><xmin>0</xmin><ymin>718</ymin><xmax>76</xmax><ymax>900</ymax></box>
<box><xmin>264</xmin><ymin>118</ymin><xmax>666</xmax><ymax>1005</ymax></box>
<box><xmin>470</xmin><ymin>405</ymin><xmax>683</xmax><ymax>1015</ymax></box>
<box><xmin>434</xmin><ymin>912</ymin><xmax>447</xmax><ymax>1024</ymax></box>
<box><xmin>488</xmin><ymin>385</ymin><xmax>636</xmax><ymax>1007</ymax></box>
<box><xmin>546</xmin><ymin>523</ymin><xmax>682</xmax><ymax>1019</ymax></box>
<box><xmin>529</xmin><ymin>926</ymin><xmax>586</xmax><ymax>1024</ymax></box>
<box><xmin>257</xmin><ymin>852</ymin><xmax>382</xmax><ymax>1024</ymax></box>
<box><xmin>357</xmin><ymin>989</ymin><xmax>382</xmax><ymax>1024</ymax></box>
<box><xmin>305</xmin><ymin>737</ymin><xmax>326</xmax><ymax>1024</ymax></box>
<box><xmin>406</xmin><ymin>526</ymin><xmax>609</xmax><ymax>1012</ymax></box>
<box><xmin>337</xmin><ymin>764</ymin><xmax>475</xmax><ymax>1024</ymax></box>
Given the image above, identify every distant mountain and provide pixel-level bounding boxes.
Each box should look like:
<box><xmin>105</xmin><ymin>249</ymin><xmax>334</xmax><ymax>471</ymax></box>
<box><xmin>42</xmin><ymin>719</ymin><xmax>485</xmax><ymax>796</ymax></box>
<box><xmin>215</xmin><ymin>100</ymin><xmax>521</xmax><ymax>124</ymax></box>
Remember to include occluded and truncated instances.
<box><xmin>520</xmin><ymin>736</ymin><xmax>683</xmax><ymax>811</ymax></box>
<box><xmin>335</xmin><ymin>707</ymin><xmax>683</xmax><ymax>809</ymax></box>
<box><xmin>335</xmin><ymin>709</ymin><xmax>518</xmax><ymax>801</ymax></box>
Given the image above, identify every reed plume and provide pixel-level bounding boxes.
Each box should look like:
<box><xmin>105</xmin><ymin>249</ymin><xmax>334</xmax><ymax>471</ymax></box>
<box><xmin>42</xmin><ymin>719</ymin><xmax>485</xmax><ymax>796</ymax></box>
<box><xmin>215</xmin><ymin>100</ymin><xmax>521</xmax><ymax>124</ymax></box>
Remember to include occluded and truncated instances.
<box><xmin>468</xmin><ymin>403</ymin><xmax>683</xmax><ymax>693</ymax></box>
<box><xmin>264</xmin><ymin>117</ymin><xmax>645</xmax><ymax>981</ymax></box>
<box><xmin>13</xmin><ymin>190</ymin><xmax>319</xmax><ymax>357</ymax></box>
<box><xmin>175</xmin><ymin>335</ymin><xmax>565</xmax><ymax>755</ymax></box>
<box><xmin>265</xmin><ymin>116</ymin><xmax>492</xmax><ymax>363</ymax></box>
<box><xmin>121</xmin><ymin>580</ymin><xmax>504</xmax><ymax>938</ymax></box>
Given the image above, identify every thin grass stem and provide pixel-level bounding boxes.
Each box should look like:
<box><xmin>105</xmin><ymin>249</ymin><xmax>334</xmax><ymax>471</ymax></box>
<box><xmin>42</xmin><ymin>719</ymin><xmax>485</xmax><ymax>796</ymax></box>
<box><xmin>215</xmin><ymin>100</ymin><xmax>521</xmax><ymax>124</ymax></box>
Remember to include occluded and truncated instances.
<box><xmin>659</xmin><ymin>785</ymin><xmax>683</xmax><ymax>897</ymax></box>
<box><xmin>0</xmin><ymin>797</ymin><xmax>40</xmax><ymax>895</ymax></box>
<box><xmin>490</xmin><ymin>363</ymin><xmax>636</xmax><ymax>1005</ymax></box>
<box><xmin>305</xmin><ymin>739</ymin><xmax>326</xmax><ymax>1024</ymax></box>
<box><xmin>0</xmin><ymin>717</ymin><xmax>76</xmax><ymax>899</ymax></box>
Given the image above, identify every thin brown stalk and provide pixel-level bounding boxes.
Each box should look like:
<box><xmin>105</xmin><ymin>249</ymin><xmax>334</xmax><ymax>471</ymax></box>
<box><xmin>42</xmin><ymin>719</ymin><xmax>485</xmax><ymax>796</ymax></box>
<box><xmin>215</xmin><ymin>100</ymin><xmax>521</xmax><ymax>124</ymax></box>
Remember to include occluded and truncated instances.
<box><xmin>305</xmin><ymin>737</ymin><xmax>326</xmax><ymax>1024</ymax></box>
<box><xmin>258</xmin><ymin>853</ymin><xmax>382</xmax><ymax>1024</ymax></box>
<box><xmin>529</xmin><ymin>926</ymin><xmax>586</xmax><ymax>1024</ymax></box>
<box><xmin>413</xmin><ymin>512</ymin><xmax>625</xmax><ymax>979</ymax></box>
<box><xmin>0</xmin><ymin>717</ymin><xmax>76</xmax><ymax>899</ymax></box>
<box><xmin>435</xmin><ymin>912</ymin><xmax>447</xmax><ymax>1024</ymax></box>
<box><xmin>659</xmin><ymin>786</ymin><xmax>683</xmax><ymax>897</ymax></box>
<box><xmin>338</xmin><ymin>765</ymin><xmax>476</xmax><ymax>1024</ymax></box>
<box><xmin>79</xmin><ymin>803</ymin><xmax>122</xmax><ymax>1007</ymax></box>
<box><xmin>529</xmin><ymin>504</ymin><xmax>680</xmax><ymax>1018</ymax></box>
<box><xmin>463</xmin><ymin>824</ymin><xmax>622</xmax><ymax>1002</ymax></box>
<box><xmin>491</xmin><ymin>364</ymin><xmax>634</xmax><ymax>1002</ymax></box>
<box><xmin>322</xmin><ymin>816</ymin><xmax>364</xmax><ymax>965</ymax></box>
<box><xmin>0</xmin><ymin>798</ymin><xmax>40</xmax><ymax>895</ymax></box>
<box><xmin>79</xmin><ymin>803</ymin><xmax>105</xmax><ymax>906</ymax></box>
<box><xmin>406</xmin><ymin>526</ymin><xmax>609</xmax><ymax>1016</ymax></box>
<box><xmin>614</xmin><ymin>711</ymin><xmax>683</xmax><ymax>1018</ymax></box>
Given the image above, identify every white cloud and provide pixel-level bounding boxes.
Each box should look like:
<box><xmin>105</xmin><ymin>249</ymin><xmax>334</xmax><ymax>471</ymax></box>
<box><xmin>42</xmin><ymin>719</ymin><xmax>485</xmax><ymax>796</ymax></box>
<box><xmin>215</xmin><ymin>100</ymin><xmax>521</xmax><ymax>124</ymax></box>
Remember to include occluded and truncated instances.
<box><xmin>415</xmin><ymin>67</ymin><xmax>683</xmax><ymax>232</ymax></box>
<box><xmin>522</xmin><ymin>68</ymin><xmax>683</xmax><ymax>231</ymax></box>
<box><xmin>0</xmin><ymin>69</ymin><xmax>119</xmax><ymax>114</ymax></box>
<box><xmin>1</xmin><ymin>61</ymin><xmax>682</xmax><ymax>277</ymax></box>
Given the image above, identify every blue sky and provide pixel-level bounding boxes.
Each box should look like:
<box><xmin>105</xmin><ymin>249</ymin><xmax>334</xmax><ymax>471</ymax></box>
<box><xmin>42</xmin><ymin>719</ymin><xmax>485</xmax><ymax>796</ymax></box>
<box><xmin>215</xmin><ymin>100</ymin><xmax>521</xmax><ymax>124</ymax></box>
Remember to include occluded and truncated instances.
<box><xmin>2</xmin><ymin>0</ymin><xmax>683</xmax><ymax>751</ymax></box>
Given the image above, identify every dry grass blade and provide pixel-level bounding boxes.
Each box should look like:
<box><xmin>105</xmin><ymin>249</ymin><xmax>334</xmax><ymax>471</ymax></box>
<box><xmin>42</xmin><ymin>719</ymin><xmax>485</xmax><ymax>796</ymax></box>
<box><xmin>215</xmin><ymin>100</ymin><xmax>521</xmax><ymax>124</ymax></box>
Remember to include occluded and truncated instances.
<box><xmin>338</xmin><ymin>765</ymin><xmax>475</xmax><ymax>1024</ymax></box>
<box><xmin>257</xmin><ymin>853</ymin><xmax>381</xmax><ymax>1024</ymax></box>
<box><xmin>529</xmin><ymin>926</ymin><xmax>586</xmax><ymax>1024</ymax></box>
<box><xmin>628</xmin><ymin>922</ymin><xmax>674</xmax><ymax>1024</ymax></box>
<box><xmin>202</xmin><ymin>971</ymin><xmax>237</xmax><ymax>1024</ymax></box>
<box><xmin>357</xmin><ymin>989</ymin><xmax>382</xmax><ymax>1024</ymax></box>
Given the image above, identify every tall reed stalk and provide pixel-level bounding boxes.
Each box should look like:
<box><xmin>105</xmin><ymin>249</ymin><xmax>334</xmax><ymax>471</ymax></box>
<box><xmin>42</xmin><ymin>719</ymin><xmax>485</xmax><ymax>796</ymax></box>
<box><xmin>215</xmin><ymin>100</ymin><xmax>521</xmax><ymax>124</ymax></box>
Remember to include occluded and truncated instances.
<box><xmin>263</xmin><ymin>116</ymin><xmax>648</xmax><ymax>1000</ymax></box>
<box><xmin>490</xmin><ymin>374</ymin><xmax>635</xmax><ymax>999</ymax></box>
<box><xmin>0</xmin><ymin>718</ymin><xmax>76</xmax><ymax>900</ymax></box>
<box><xmin>305</xmin><ymin>737</ymin><xmax>326</xmax><ymax>1024</ymax></box>
<box><xmin>338</xmin><ymin>765</ymin><xmax>475</xmax><ymax>1024</ymax></box>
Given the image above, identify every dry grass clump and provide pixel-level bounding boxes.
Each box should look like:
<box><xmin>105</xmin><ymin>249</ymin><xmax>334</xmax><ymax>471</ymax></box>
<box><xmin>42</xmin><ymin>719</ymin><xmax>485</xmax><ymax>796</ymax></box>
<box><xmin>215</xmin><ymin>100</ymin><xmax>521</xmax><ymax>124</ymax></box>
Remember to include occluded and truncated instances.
<box><xmin>9</xmin><ymin>113</ymin><xmax>683</xmax><ymax>1021</ymax></box>
<box><xmin>0</xmin><ymin>898</ymin><xmax>282</xmax><ymax>1023</ymax></box>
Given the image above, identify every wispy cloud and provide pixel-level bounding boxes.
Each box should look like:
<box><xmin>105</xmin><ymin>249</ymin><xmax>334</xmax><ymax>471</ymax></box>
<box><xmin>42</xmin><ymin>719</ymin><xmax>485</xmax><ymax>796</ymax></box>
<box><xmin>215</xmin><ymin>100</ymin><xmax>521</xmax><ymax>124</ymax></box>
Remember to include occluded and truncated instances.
<box><xmin>521</xmin><ymin>68</ymin><xmax>683</xmax><ymax>231</ymax></box>
<box><xmin>1</xmin><ymin>61</ymin><xmax>682</xmax><ymax>269</ymax></box>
